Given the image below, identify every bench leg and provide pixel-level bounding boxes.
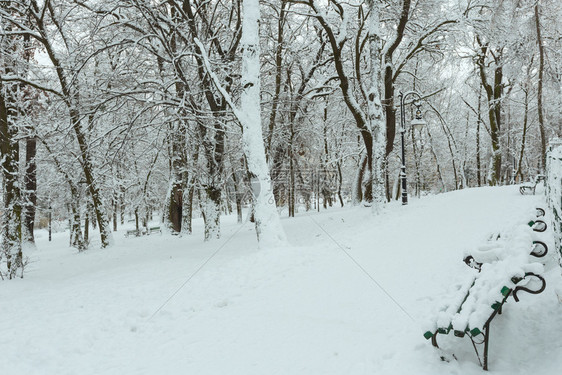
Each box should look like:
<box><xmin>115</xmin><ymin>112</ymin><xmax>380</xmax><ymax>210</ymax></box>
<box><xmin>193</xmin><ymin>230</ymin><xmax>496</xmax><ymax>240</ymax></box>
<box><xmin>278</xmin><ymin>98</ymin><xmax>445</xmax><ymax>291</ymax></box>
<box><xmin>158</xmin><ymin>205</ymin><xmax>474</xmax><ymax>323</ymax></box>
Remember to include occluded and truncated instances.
<box><xmin>483</xmin><ymin>322</ymin><xmax>490</xmax><ymax>371</ymax></box>
<box><xmin>431</xmin><ymin>333</ymin><xmax>439</xmax><ymax>348</ymax></box>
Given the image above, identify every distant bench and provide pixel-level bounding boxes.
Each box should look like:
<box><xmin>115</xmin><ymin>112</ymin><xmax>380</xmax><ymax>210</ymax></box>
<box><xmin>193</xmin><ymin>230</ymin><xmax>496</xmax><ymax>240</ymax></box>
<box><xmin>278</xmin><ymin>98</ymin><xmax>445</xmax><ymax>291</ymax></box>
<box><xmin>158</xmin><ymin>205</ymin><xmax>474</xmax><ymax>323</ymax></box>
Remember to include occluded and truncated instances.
<box><xmin>424</xmin><ymin>208</ymin><xmax>548</xmax><ymax>370</ymax></box>
<box><xmin>520</xmin><ymin>174</ymin><xmax>546</xmax><ymax>195</ymax></box>
<box><xmin>147</xmin><ymin>226</ymin><xmax>162</xmax><ymax>235</ymax></box>
<box><xmin>125</xmin><ymin>226</ymin><xmax>162</xmax><ymax>237</ymax></box>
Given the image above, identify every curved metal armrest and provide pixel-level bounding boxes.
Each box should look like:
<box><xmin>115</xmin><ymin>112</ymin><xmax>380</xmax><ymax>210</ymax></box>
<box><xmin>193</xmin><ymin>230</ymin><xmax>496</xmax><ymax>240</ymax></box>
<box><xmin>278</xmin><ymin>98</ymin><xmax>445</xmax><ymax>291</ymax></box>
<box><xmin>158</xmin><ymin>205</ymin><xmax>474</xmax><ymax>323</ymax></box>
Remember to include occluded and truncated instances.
<box><xmin>513</xmin><ymin>273</ymin><xmax>546</xmax><ymax>302</ymax></box>
<box><xmin>530</xmin><ymin>241</ymin><xmax>548</xmax><ymax>258</ymax></box>
<box><xmin>530</xmin><ymin>220</ymin><xmax>547</xmax><ymax>232</ymax></box>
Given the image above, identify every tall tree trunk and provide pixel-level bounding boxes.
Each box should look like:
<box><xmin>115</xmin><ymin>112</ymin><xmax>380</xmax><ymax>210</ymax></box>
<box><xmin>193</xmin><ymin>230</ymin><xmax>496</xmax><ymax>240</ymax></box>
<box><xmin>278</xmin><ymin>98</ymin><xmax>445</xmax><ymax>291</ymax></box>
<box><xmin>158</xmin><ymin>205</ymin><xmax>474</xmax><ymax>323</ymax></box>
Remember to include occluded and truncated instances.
<box><xmin>183</xmin><ymin>184</ymin><xmax>195</xmax><ymax>233</ymax></box>
<box><xmin>306</xmin><ymin>1</ymin><xmax>373</xmax><ymax>203</ymax></box>
<box><xmin>476</xmin><ymin>85</ymin><xmax>482</xmax><ymax>187</ymax></box>
<box><xmin>516</xmin><ymin>86</ymin><xmax>530</xmax><ymax>181</ymax></box>
<box><xmin>194</xmin><ymin>0</ymin><xmax>285</xmax><ymax>245</ymax></box>
<box><xmin>266</xmin><ymin>0</ymin><xmax>288</xmax><ymax>160</ymax></box>
<box><xmin>203</xmin><ymin>186</ymin><xmax>221</xmax><ymax>241</ymax></box>
<box><xmin>23</xmin><ymin>133</ymin><xmax>37</xmax><ymax>244</ymax></box>
<box><xmin>476</xmin><ymin>39</ymin><xmax>502</xmax><ymax>186</ymax></box>
<box><xmin>70</xmin><ymin>200</ymin><xmax>85</xmax><ymax>250</ymax></box>
<box><xmin>367</xmin><ymin>0</ymin><xmax>386</xmax><ymax>211</ymax></box>
<box><xmin>288</xmin><ymin>127</ymin><xmax>296</xmax><ymax>218</ymax></box>
<box><xmin>167</xmin><ymin>122</ymin><xmax>185</xmax><ymax>234</ymax></box>
<box><xmin>353</xmin><ymin>155</ymin><xmax>368</xmax><ymax>205</ymax></box>
<box><xmin>230</xmin><ymin>163</ymin><xmax>244</xmax><ymax>223</ymax></box>
<box><xmin>31</xmin><ymin>5</ymin><xmax>111</xmax><ymax>248</ymax></box>
<box><xmin>200</xmin><ymin>117</ymin><xmax>225</xmax><ymax>241</ymax></box>
<box><xmin>22</xmin><ymin>33</ymin><xmax>36</xmax><ymax>246</ymax></box>
<box><xmin>83</xmin><ymin>209</ymin><xmax>89</xmax><ymax>246</ymax></box>
<box><xmin>535</xmin><ymin>4</ymin><xmax>546</xmax><ymax>171</ymax></box>
<box><xmin>383</xmin><ymin>0</ymin><xmax>411</xmax><ymax>168</ymax></box>
<box><xmin>72</xmin><ymin>110</ymin><xmax>112</xmax><ymax>248</ymax></box>
<box><xmin>240</xmin><ymin>0</ymin><xmax>286</xmax><ymax>246</ymax></box>
<box><xmin>0</xmin><ymin>82</ymin><xmax>23</xmax><ymax>278</ymax></box>
<box><xmin>112</xmin><ymin>197</ymin><xmax>118</xmax><ymax>232</ymax></box>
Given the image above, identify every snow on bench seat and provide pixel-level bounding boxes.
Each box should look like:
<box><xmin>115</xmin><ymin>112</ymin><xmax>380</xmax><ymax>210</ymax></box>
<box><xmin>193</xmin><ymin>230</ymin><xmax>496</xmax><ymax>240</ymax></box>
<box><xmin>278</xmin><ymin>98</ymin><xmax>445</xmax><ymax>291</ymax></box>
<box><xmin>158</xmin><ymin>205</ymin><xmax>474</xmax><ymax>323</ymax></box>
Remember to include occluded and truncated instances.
<box><xmin>425</xmin><ymin>224</ymin><xmax>545</xmax><ymax>338</ymax></box>
<box><xmin>423</xmin><ymin>211</ymin><xmax>549</xmax><ymax>370</ymax></box>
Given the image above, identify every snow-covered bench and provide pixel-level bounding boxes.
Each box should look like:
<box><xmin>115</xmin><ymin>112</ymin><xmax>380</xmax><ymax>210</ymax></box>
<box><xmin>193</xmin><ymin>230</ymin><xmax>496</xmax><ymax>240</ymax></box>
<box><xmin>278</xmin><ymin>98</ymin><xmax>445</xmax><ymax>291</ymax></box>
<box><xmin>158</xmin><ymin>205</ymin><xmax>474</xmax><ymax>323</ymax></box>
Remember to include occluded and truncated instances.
<box><xmin>423</xmin><ymin>269</ymin><xmax>545</xmax><ymax>370</ymax></box>
<box><xmin>125</xmin><ymin>229</ymin><xmax>141</xmax><ymax>237</ymax></box>
<box><xmin>424</xmin><ymin>210</ymin><xmax>548</xmax><ymax>370</ymax></box>
<box><xmin>125</xmin><ymin>226</ymin><xmax>161</xmax><ymax>237</ymax></box>
<box><xmin>519</xmin><ymin>174</ymin><xmax>546</xmax><ymax>195</ymax></box>
<box><xmin>463</xmin><ymin>214</ymin><xmax>549</xmax><ymax>271</ymax></box>
<box><xmin>147</xmin><ymin>226</ymin><xmax>162</xmax><ymax>235</ymax></box>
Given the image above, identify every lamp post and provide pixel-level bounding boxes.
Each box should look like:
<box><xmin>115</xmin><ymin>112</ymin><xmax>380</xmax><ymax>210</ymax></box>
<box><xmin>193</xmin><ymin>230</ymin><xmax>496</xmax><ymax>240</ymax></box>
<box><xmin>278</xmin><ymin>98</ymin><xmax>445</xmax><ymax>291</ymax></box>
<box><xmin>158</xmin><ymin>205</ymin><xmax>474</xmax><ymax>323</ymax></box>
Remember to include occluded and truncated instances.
<box><xmin>48</xmin><ymin>204</ymin><xmax>52</xmax><ymax>242</ymax></box>
<box><xmin>399</xmin><ymin>91</ymin><xmax>426</xmax><ymax>205</ymax></box>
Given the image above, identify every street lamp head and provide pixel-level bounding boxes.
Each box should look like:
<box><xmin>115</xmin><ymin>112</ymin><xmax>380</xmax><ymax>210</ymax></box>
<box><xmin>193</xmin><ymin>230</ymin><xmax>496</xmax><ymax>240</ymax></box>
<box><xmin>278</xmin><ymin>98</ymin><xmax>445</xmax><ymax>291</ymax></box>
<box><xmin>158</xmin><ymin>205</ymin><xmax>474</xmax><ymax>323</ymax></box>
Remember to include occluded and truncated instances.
<box><xmin>410</xmin><ymin>106</ymin><xmax>426</xmax><ymax>131</ymax></box>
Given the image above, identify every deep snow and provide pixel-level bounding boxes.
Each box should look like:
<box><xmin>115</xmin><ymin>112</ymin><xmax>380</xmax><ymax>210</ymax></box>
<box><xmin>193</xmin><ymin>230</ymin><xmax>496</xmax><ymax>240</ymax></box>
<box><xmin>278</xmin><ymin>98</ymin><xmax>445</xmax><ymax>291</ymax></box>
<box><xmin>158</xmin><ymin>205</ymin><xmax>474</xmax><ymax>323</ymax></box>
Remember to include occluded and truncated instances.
<box><xmin>1</xmin><ymin>185</ymin><xmax>561</xmax><ymax>374</ymax></box>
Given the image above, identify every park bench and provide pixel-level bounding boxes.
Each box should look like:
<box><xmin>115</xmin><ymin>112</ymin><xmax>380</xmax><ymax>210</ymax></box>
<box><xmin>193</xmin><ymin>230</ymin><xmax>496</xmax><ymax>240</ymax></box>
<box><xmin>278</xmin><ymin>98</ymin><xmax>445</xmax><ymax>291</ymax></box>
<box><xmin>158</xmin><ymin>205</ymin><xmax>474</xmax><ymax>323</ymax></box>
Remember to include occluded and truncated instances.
<box><xmin>125</xmin><ymin>229</ymin><xmax>141</xmax><ymax>237</ymax></box>
<box><xmin>424</xmin><ymin>209</ymin><xmax>548</xmax><ymax>370</ymax></box>
<box><xmin>124</xmin><ymin>226</ymin><xmax>162</xmax><ymax>237</ymax></box>
<box><xmin>147</xmin><ymin>226</ymin><xmax>162</xmax><ymax>235</ymax></box>
<box><xmin>519</xmin><ymin>174</ymin><xmax>546</xmax><ymax>195</ymax></box>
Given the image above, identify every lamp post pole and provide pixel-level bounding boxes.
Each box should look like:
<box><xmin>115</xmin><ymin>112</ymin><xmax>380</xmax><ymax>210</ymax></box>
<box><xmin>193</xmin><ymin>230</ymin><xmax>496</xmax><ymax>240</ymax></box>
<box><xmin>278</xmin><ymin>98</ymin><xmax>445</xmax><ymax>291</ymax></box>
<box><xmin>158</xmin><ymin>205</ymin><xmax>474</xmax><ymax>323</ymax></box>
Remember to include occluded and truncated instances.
<box><xmin>399</xmin><ymin>90</ymin><xmax>424</xmax><ymax>205</ymax></box>
<box><xmin>48</xmin><ymin>205</ymin><xmax>52</xmax><ymax>242</ymax></box>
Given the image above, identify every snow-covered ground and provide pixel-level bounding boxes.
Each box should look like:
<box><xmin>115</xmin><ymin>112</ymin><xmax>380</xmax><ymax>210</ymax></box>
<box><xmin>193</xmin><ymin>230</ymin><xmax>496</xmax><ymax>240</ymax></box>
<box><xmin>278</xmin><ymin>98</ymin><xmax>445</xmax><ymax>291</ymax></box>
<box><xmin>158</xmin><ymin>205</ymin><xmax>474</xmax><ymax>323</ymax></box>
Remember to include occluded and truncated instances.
<box><xmin>2</xmin><ymin>185</ymin><xmax>561</xmax><ymax>375</ymax></box>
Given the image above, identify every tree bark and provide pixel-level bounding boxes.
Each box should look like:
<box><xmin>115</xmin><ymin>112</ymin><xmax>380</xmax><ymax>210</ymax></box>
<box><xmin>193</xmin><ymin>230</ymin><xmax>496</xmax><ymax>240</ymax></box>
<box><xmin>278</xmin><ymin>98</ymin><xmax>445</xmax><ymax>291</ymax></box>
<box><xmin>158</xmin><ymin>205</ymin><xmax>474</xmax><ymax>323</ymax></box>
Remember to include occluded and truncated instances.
<box><xmin>476</xmin><ymin>39</ymin><xmax>502</xmax><ymax>186</ymax></box>
<box><xmin>22</xmin><ymin>33</ymin><xmax>37</xmax><ymax>245</ymax></box>
<box><xmin>0</xmin><ymin>81</ymin><xmax>23</xmax><ymax>278</ymax></box>
<box><xmin>476</xmin><ymin>85</ymin><xmax>482</xmax><ymax>186</ymax></box>
<box><xmin>535</xmin><ymin>4</ymin><xmax>546</xmax><ymax>171</ymax></box>
<box><xmin>266</xmin><ymin>0</ymin><xmax>288</xmax><ymax>160</ymax></box>
<box><xmin>306</xmin><ymin>0</ymin><xmax>373</xmax><ymax>203</ymax></box>
<box><xmin>239</xmin><ymin>0</ymin><xmax>286</xmax><ymax>245</ymax></box>
<box><xmin>367</xmin><ymin>0</ymin><xmax>386</xmax><ymax>210</ymax></box>
<box><xmin>516</xmin><ymin>85</ymin><xmax>530</xmax><ymax>181</ymax></box>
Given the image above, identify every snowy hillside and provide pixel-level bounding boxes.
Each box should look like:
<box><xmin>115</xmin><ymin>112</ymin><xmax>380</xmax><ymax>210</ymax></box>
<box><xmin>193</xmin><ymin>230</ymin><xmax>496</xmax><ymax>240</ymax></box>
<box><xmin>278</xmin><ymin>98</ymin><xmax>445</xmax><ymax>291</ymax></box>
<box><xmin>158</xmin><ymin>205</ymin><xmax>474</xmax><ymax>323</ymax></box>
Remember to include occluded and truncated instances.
<box><xmin>1</xmin><ymin>186</ymin><xmax>561</xmax><ymax>375</ymax></box>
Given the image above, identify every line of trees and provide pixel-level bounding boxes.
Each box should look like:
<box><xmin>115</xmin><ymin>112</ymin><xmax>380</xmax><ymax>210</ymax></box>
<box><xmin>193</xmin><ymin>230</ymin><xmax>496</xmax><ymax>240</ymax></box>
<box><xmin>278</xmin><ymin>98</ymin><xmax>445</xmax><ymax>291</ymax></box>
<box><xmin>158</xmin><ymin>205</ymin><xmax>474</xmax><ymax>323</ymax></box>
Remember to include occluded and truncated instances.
<box><xmin>1</xmin><ymin>0</ymin><xmax>560</xmax><ymax>278</ymax></box>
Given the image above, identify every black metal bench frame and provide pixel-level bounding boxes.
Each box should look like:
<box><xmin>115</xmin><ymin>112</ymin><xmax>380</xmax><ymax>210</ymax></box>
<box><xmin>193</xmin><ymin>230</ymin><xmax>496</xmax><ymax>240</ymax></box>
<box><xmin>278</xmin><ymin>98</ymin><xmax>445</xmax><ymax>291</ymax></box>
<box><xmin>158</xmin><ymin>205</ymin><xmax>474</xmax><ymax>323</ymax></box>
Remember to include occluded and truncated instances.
<box><xmin>425</xmin><ymin>272</ymin><xmax>546</xmax><ymax>370</ymax></box>
<box><xmin>426</xmin><ymin>208</ymin><xmax>548</xmax><ymax>370</ymax></box>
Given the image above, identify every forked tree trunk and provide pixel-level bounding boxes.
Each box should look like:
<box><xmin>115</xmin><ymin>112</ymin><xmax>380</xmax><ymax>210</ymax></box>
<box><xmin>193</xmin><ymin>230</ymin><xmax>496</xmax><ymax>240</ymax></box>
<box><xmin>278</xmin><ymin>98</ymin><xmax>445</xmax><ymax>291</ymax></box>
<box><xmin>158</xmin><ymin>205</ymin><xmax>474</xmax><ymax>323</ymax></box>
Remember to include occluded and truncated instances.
<box><xmin>195</xmin><ymin>0</ymin><xmax>286</xmax><ymax>246</ymax></box>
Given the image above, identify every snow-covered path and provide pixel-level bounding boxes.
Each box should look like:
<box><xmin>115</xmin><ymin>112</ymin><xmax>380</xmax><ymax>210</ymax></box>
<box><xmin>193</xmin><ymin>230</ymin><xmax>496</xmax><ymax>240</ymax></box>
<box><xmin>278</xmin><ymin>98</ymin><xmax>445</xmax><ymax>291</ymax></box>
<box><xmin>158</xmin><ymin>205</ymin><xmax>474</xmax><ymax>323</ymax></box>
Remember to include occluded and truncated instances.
<box><xmin>1</xmin><ymin>186</ymin><xmax>561</xmax><ymax>374</ymax></box>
